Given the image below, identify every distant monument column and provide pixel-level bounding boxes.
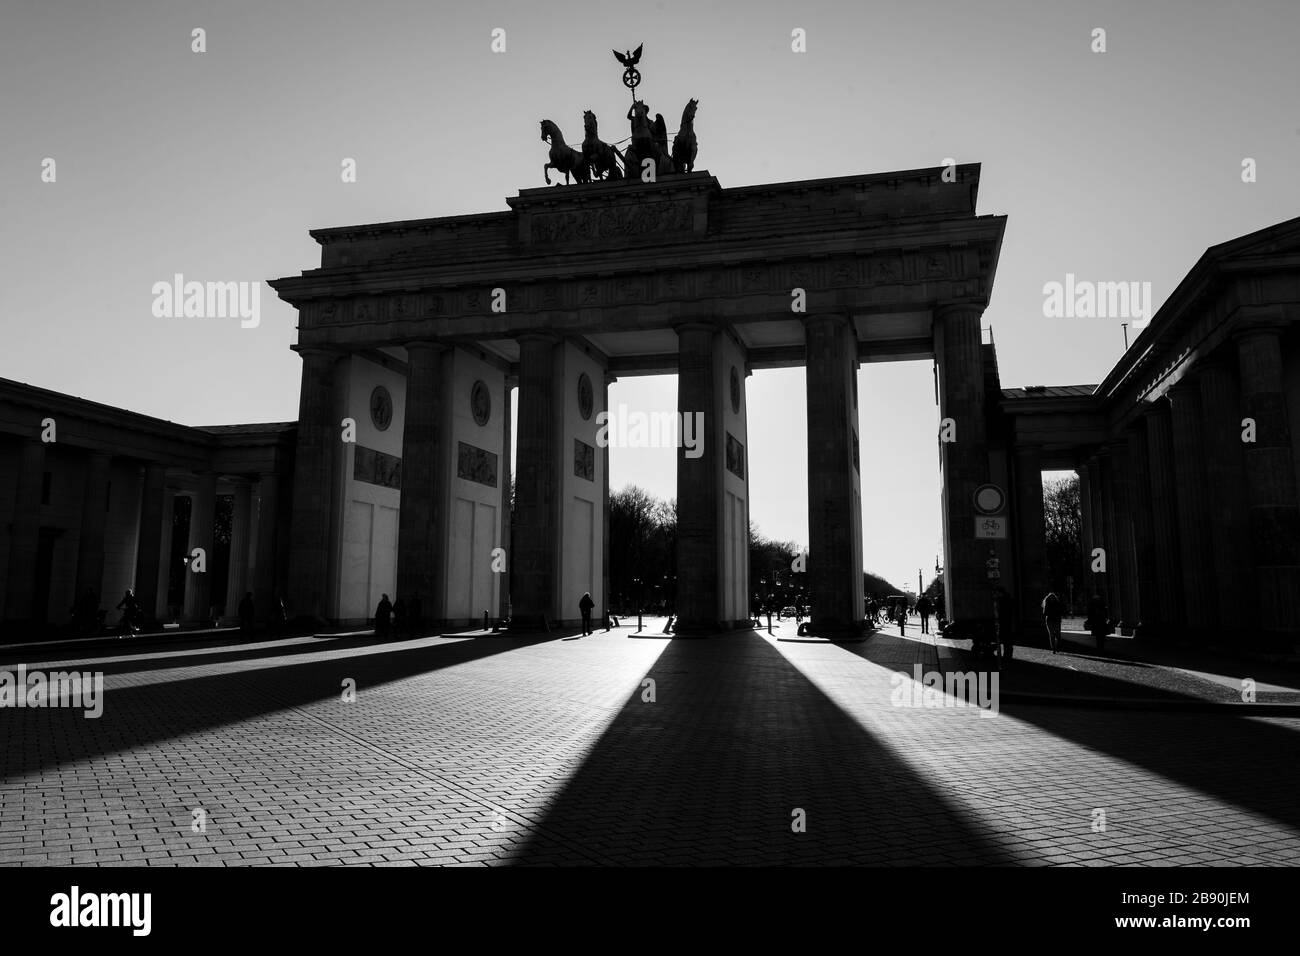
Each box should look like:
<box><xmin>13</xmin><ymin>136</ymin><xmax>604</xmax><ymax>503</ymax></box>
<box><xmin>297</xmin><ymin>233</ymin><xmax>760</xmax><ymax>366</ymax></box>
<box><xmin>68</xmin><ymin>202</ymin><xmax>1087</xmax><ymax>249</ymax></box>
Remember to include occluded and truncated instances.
<box><xmin>4</xmin><ymin>438</ymin><xmax>46</xmax><ymax>623</ymax></box>
<box><xmin>133</xmin><ymin>461</ymin><xmax>168</xmax><ymax>625</ymax></box>
<box><xmin>1233</xmin><ymin>322</ymin><xmax>1300</xmax><ymax>649</ymax></box>
<box><xmin>1143</xmin><ymin>402</ymin><xmax>1183</xmax><ymax>635</ymax></box>
<box><xmin>287</xmin><ymin>347</ymin><xmax>341</xmax><ymax>622</ymax></box>
<box><xmin>74</xmin><ymin>452</ymin><xmax>113</xmax><ymax>601</ymax></box>
<box><xmin>935</xmin><ymin>302</ymin><xmax>990</xmax><ymax>624</ymax></box>
<box><xmin>804</xmin><ymin>315</ymin><xmax>863</xmax><ymax>632</ymax></box>
<box><xmin>396</xmin><ymin>342</ymin><xmax>451</xmax><ymax>629</ymax></box>
<box><xmin>1197</xmin><ymin>357</ymin><xmax>1255</xmax><ymax>644</ymax></box>
<box><xmin>183</xmin><ymin>473</ymin><xmax>217</xmax><ymax>623</ymax></box>
<box><xmin>499</xmin><ymin>377</ymin><xmax>515</xmax><ymax>622</ymax></box>
<box><xmin>1168</xmin><ymin>380</ymin><xmax>1216</xmax><ymax>642</ymax></box>
<box><xmin>510</xmin><ymin>333</ymin><xmax>561</xmax><ymax>629</ymax></box>
<box><xmin>1124</xmin><ymin>422</ymin><xmax>1158</xmax><ymax>636</ymax></box>
<box><xmin>1012</xmin><ymin>444</ymin><xmax>1046</xmax><ymax>634</ymax></box>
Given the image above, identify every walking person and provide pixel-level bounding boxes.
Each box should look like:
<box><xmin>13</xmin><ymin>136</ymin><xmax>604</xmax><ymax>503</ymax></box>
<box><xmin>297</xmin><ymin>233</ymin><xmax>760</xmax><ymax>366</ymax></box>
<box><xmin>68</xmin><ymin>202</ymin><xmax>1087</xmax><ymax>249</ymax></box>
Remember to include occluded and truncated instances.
<box><xmin>896</xmin><ymin>600</ymin><xmax>907</xmax><ymax>636</ymax></box>
<box><xmin>995</xmin><ymin>587</ymin><xmax>1015</xmax><ymax>664</ymax></box>
<box><xmin>917</xmin><ymin>594</ymin><xmax>933</xmax><ymax>634</ymax></box>
<box><xmin>1041</xmin><ymin>590</ymin><xmax>1063</xmax><ymax>654</ymax></box>
<box><xmin>374</xmin><ymin>593</ymin><xmax>393</xmax><ymax>638</ymax></box>
<box><xmin>579</xmin><ymin>591</ymin><xmax>595</xmax><ymax>636</ymax></box>
<box><xmin>238</xmin><ymin>591</ymin><xmax>255</xmax><ymax>638</ymax></box>
<box><xmin>392</xmin><ymin>597</ymin><xmax>406</xmax><ymax>637</ymax></box>
<box><xmin>115</xmin><ymin>588</ymin><xmax>141</xmax><ymax>638</ymax></box>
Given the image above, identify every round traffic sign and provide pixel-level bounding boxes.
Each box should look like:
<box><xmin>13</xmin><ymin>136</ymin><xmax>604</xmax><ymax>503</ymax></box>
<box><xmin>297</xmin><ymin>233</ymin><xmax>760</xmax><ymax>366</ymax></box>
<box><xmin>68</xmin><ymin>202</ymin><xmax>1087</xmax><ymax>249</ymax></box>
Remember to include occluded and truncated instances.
<box><xmin>973</xmin><ymin>484</ymin><xmax>1006</xmax><ymax>515</ymax></box>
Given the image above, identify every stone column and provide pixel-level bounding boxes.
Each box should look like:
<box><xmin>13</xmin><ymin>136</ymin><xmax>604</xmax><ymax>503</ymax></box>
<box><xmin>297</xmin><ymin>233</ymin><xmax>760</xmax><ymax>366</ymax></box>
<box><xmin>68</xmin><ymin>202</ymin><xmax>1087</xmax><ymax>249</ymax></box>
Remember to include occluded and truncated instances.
<box><xmin>675</xmin><ymin>323</ymin><xmax>722</xmax><ymax>633</ymax></box>
<box><xmin>253</xmin><ymin>473</ymin><xmax>279</xmax><ymax>622</ymax></box>
<box><xmin>1098</xmin><ymin>449</ymin><xmax>1123</xmax><ymax>625</ymax></box>
<box><xmin>1198</xmin><ymin>358</ymin><xmax>1255</xmax><ymax>643</ymax></box>
<box><xmin>155</xmin><ymin>489</ymin><xmax>177</xmax><ymax>620</ymax></box>
<box><xmin>1234</xmin><ymin>324</ymin><xmax>1300</xmax><ymax>648</ymax></box>
<box><xmin>805</xmin><ymin>315</ymin><xmax>864</xmax><ymax>632</ymax></box>
<box><xmin>935</xmin><ymin>302</ymin><xmax>990</xmax><ymax>624</ymax></box>
<box><xmin>4</xmin><ymin>438</ymin><xmax>46</xmax><ymax>622</ymax></box>
<box><xmin>1125</xmin><ymin>422</ymin><xmax>1158</xmax><ymax>636</ymax></box>
<box><xmin>133</xmin><ymin>462</ymin><xmax>168</xmax><ymax>625</ymax></box>
<box><xmin>1108</xmin><ymin>439</ymin><xmax>1141</xmax><ymax>635</ymax></box>
<box><xmin>224</xmin><ymin>481</ymin><xmax>253</xmax><ymax>622</ymax></box>
<box><xmin>1144</xmin><ymin>403</ymin><xmax>1183</xmax><ymax>635</ymax></box>
<box><xmin>1077</xmin><ymin>462</ymin><xmax>1093</xmax><ymax>614</ymax></box>
<box><xmin>286</xmin><ymin>348</ymin><xmax>340</xmax><ymax>623</ymax></box>
<box><xmin>1013</xmin><ymin>444</ymin><xmax>1046</xmax><ymax>636</ymax></box>
<box><xmin>602</xmin><ymin>373</ymin><xmax>614</xmax><ymax>629</ymax></box>
<box><xmin>510</xmin><ymin>334</ymin><xmax>560</xmax><ymax>629</ymax></box>
<box><xmin>182</xmin><ymin>474</ymin><xmax>217</xmax><ymax>623</ymax></box>
<box><xmin>74</xmin><ymin>452</ymin><xmax>113</xmax><ymax>602</ymax></box>
<box><xmin>499</xmin><ymin>378</ymin><xmax>514</xmax><ymax>621</ymax></box>
<box><xmin>1168</xmin><ymin>380</ymin><xmax>1216</xmax><ymax>642</ymax></box>
<box><xmin>397</xmin><ymin>342</ymin><xmax>451</xmax><ymax>630</ymax></box>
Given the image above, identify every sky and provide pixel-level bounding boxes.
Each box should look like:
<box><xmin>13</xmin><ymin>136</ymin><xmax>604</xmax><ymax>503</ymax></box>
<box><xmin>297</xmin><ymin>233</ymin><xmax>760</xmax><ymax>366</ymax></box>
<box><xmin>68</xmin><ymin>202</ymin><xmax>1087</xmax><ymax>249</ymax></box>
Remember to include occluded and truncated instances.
<box><xmin>3</xmin><ymin>0</ymin><xmax>1298</xmax><ymax>589</ymax></box>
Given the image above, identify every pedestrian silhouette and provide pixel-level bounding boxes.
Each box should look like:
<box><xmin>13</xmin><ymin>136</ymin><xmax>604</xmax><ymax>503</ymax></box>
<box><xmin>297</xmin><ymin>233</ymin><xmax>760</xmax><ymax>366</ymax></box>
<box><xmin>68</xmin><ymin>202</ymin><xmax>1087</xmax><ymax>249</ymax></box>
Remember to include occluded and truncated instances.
<box><xmin>1041</xmin><ymin>591</ymin><xmax>1063</xmax><ymax>654</ymax></box>
<box><xmin>375</xmin><ymin>593</ymin><xmax>393</xmax><ymax>638</ymax></box>
<box><xmin>579</xmin><ymin>591</ymin><xmax>595</xmax><ymax>635</ymax></box>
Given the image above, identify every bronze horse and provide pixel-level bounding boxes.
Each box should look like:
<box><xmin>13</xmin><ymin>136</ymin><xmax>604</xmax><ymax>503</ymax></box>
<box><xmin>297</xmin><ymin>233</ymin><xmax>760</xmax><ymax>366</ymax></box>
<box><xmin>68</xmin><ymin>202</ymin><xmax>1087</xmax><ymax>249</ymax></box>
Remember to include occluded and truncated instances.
<box><xmin>540</xmin><ymin>119</ymin><xmax>590</xmax><ymax>185</ymax></box>
<box><xmin>582</xmin><ymin>111</ymin><xmax>623</xmax><ymax>181</ymax></box>
<box><xmin>671</xmin><ymin>99</ymin><xmax>699</xmax><ymax>174</ymax></box>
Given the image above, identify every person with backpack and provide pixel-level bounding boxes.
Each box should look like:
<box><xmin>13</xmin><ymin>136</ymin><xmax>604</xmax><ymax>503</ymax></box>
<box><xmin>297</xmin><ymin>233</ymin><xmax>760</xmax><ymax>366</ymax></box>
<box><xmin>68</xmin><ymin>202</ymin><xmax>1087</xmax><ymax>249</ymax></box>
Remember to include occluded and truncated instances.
<box><xmin>1041</xmin><ymin>591</ymin><xmax>1063</xmax><ymax>654</ymax></box>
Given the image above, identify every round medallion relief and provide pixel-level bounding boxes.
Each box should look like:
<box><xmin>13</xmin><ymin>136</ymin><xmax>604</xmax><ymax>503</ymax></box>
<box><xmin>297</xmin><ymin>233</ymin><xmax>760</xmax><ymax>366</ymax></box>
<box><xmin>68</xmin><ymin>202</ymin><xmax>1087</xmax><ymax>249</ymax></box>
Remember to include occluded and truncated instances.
<box><xmin>578</xmin><ymin>372</ymin><xmax>594</xmax><ymax>421</ymax></box>
<box><xmin>471</xmin><ymin>380</ymin><xmax>491</xmax><ymax>426</ymax></box>
<box><xmin>369</xmin><ymin>386</ymin><xmax>393</xmax><ymax>431</ymax></box>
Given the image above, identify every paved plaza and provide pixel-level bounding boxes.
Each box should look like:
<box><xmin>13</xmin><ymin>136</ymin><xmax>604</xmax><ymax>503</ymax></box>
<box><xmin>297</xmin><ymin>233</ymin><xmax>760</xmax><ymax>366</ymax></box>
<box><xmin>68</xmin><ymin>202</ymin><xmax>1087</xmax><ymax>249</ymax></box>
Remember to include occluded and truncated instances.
<box><xmin>2</xmin><ymin>622</ymin><xmax>1299</xmax><ymax>866</ymax></box>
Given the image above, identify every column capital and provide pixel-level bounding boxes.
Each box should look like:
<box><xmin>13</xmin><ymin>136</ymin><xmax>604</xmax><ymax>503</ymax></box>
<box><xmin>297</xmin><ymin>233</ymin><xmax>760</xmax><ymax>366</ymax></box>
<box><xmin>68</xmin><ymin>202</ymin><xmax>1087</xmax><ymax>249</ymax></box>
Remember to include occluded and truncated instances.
<box><xmin>672</xmin><ymin>320</ymin><xmax>716</xmax><ymax>337</ymax></box>
<box><xmin>802</xmin><ymin>313</ymin><xmax>852</xmax><ymax>332</ymax></box>
<box><xmin>935</xmin><ymin>300</ymin><xmax>987</xmax><ymax>321</ymax></box>
<box><xmin>515</xmin><ymin>331</ymin><xmax>561</xmax><ymax>346</ymax></box>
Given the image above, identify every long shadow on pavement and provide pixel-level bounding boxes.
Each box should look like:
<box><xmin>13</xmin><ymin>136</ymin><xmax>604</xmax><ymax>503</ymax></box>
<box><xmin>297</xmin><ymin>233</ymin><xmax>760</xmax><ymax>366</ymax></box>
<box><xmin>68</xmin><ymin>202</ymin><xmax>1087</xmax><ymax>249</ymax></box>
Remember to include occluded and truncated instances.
<box><xmin>0</xmin><ymin>634</ymin><xmax>561</xmax><ymax>782</ymax></box>
<box><xmin>513</xmin><ymin>630</ymin><xmax>1018</xmax><ymax>866</ymax></box>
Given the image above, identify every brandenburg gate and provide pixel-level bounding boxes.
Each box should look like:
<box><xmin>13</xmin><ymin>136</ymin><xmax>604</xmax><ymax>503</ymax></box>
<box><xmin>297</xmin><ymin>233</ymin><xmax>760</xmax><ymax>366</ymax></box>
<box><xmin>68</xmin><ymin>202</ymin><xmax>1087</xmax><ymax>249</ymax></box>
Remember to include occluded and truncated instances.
<box><xmin>268</xmin><ymin>165</ymin><xmax>1008</xmax><ymax>635</ymax></box>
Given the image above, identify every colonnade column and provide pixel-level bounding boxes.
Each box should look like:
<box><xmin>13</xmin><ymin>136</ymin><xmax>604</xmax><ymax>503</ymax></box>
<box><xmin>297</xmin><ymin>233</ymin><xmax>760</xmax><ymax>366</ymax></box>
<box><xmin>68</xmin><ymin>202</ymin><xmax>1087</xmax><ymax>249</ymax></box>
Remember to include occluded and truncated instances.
<box><xmin>4</xmin><ymin>438</ymin><xmax>46</xmax><ymax>623</ymax></box>
<box><xmin>1077</xmin><ymin>462</ymin><xmax>1094</xmax><ymax>611</ymax></box>
<box><xmin>224</xmin><ymin>481</ymin><xmax>253</xmax><ymax>622</ymax></box>
<box><xmin>1125</xmin><ymin>423</ymin><xmax>1158</xmax><ymax>636</ymax></box>
<box><xmin>74</xmin><ymin>452</ymin><xmax>112</xmax><ymax>601</ymax></box>
<box><xmin>1234</xmin><ymin>323</ymin><xmax>1300</xmax><ymax>648</ymax></box>
<box><xmin>935</xmin><ymin>302</ymin><xmax>990</xmax><ymax>624</ymax></box>
<box><xmin>804</xmin><ymin>315</ymin><xmax>863</xmax><ymax>632</ymax></box>
<box><xmin>1098</xmin><ymin>449</ymin><xmax>1123</xmax><ymax>625</ymax></box>
<box><xmin>182</xmin><ymin>473</ymin><xmax>217</xmax><ymax>622</ymax></box>
<box><xmin>509</xmin><ymin>334</ymin><xmax>560</xmax><ymax>629</ymax></box>
<box><xmin>396</xmin><ymin>342</ymin><xmax>451</xmax><ymax>630</ymax></box>
<box><xmin>287</xmin><ymin>347</ymin><xmax>341</xmax><ymax>622</ymax></box>
<box><xmin>674</xmin><ymin>323</ymin><xmax>722</xmax><ymax>632</ymax></box>
<box><xmin>1144</xmin><ymin>403</ymin><xmax>1183</xmax><ymax>636</ymax></box>
<box><xmin>1168</xmin><ymin>381</ymin><xmax>1216</xmax><ymax>642</ymax></box>
<box><xmin>1084</xmin><ymin>458</ymin><xmax>1106</xmax><ymax>613</ymax></box>
<box><xmin>252</xmin><ymin>473</ymin><xmax>280</xmax><ymax>622</ymax></box>
<box><xmin>1108</xmin><ymin>439</ymin><xmax>1141</xmax><ymax>635</ymax></box>
<box><xmin>133</xmin><ymin>462</ymin><xmax>168</xmax><ymax>625</ymax></box>
<box><xmin>1197</xmin><ymin>358</ymin><xmax>1255</xmax><ymax>643</ymax></box>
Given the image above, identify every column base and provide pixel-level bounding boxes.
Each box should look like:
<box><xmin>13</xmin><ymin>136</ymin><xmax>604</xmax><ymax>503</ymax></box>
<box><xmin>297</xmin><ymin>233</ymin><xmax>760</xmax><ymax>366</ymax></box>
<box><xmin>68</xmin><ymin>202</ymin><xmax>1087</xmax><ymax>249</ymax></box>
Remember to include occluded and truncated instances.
<box><xmin>671</xmin><ymin>618</ymin><xmax>724</xmax><ymax>636</ymax></box>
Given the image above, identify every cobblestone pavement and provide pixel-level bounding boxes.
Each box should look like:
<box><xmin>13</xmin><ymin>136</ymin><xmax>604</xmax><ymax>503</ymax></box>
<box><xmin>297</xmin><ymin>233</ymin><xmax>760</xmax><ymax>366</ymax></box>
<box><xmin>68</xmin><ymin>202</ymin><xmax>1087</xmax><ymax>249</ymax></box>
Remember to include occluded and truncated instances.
<box><xmin>2</xmin><ymin>620</ymin><xmax>1299</xmax><ymax>866</ymax></box>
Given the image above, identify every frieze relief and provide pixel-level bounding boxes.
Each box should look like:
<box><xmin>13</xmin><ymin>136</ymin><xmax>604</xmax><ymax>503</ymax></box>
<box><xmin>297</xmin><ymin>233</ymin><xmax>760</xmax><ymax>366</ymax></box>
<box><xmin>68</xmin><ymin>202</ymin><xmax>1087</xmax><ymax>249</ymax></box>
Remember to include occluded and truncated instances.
<box><xmin>529</xmin><ymin>200</ymin><xmax>694</xmax><ymax>244</ymax></box>
<box><xmin>299</xmin><ymin>246</ymin><xmax>986</xmax><ymax>327</ymax></box>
